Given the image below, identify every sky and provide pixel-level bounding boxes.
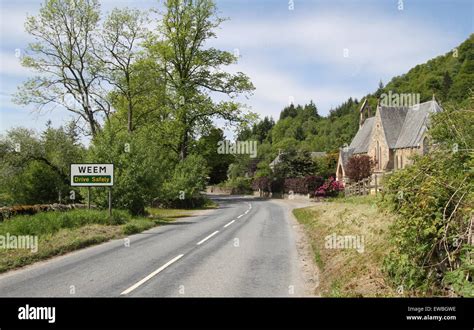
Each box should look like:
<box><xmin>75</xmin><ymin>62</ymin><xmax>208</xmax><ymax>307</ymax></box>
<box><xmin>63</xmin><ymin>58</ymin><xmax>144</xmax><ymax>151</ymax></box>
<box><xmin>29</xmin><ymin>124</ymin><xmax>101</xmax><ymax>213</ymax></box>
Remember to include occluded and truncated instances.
<box><xmin>0</xmin><ymin>0</ymin><xmax>473</xmax><ymax>140</ymax></box>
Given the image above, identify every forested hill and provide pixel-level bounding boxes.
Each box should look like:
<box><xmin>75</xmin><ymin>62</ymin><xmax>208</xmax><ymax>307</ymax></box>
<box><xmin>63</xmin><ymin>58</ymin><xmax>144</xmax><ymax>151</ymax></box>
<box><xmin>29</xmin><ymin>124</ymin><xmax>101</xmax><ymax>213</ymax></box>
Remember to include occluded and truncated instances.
<box><xmin>244</xmin><ymin>34</ymin><xmax>473</xmax><ymax>162</ymax></box>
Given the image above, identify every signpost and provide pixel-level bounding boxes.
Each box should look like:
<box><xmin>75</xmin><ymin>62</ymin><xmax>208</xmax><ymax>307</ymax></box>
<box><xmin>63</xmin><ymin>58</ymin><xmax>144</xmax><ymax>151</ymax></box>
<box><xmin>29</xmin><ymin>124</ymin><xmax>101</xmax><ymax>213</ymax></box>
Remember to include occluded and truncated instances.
<box><xmin>71</xmin><ymin>164</ymin><xmax>114</xmax><ymax>216</ymax></box>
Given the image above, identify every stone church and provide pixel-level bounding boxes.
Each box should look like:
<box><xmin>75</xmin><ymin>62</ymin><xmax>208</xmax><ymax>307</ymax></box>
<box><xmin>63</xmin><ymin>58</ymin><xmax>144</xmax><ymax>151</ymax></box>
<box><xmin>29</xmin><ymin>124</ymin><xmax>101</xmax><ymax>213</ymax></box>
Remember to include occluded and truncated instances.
<box><xmin>336</xmin><ymin>97</ymin><xmax>442</xmax><ymax>182</ymax></box>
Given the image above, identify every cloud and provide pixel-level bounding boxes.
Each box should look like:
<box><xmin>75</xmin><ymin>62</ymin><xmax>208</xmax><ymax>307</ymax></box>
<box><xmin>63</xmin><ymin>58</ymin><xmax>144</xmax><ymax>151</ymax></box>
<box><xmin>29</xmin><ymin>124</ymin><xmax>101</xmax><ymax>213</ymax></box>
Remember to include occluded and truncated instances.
<box><xmin>211</xmin><ymin>10</ymin><xmax>457</xmax><ymax>77</ymax></box>
<box><xmin>238</xmin><ymin>61</ymin><xmax>366</xmax><ymax>117</ymax></box>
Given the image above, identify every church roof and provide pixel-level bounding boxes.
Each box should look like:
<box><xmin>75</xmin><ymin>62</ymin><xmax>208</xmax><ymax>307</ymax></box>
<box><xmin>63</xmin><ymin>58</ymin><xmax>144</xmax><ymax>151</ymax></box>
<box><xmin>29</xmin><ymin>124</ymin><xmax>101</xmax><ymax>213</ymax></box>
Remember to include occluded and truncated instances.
<box><xmin>349</xmin><ymin>117</ymin><xmax>375</xmax><ymax>154</ymax></box>
<box><xmin>394</xmin><ymin>100</ymin><xmax>442</xmax><ymax>149</ymax></box>
<box><xmin>379</xmin><ymin>106</ymin><xmax>409</xmax><ymax>148</ymax></box>
<box><xmin>340</xmin><ymin>147</ymin><xmax>354</xmax><ymax>168</ymax></box>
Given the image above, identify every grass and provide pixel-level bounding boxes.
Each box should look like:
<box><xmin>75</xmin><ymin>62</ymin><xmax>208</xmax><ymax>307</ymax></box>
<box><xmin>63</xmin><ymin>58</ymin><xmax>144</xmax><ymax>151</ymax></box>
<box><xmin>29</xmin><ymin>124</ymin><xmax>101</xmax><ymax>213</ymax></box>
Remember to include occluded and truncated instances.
<box><xmin>293</xmin><ymin>195</ymin><xmax>397</xmax><ymax>297</ymax></box>
<box><xmin>0</xmin><ymin>206</ymin><xmax>208</xmax><ymax>273</ymax></box>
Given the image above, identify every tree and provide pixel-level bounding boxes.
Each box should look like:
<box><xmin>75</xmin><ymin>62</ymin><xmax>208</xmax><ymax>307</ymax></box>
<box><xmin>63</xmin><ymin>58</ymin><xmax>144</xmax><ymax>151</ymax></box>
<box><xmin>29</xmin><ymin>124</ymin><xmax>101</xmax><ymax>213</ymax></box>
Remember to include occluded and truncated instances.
<box><xmin>441</xmin><ymin>71</ymin><xmax>453</xmax><ymax>100</ymax></box>
<box><xmin>274</xmin><ymin>149</ymin><xmax>314</xmax><ymax>178</ymax></box>
<box><xmin>375</xmin><ymin>80</ymin><xmax>384</xmax><ymax>98</ymax></box>
<box><xmin>345</xmin><ymin>154</ymin><xmax>374</xmax><ymax>182</ymax></box>
<box><xmin>195</xmin><ymin>128</ymin><xmax>233</xmax><ymax>184</ymax></box>
<box><xmin>14</xmin><ymin>0</ymin><xmax>105</xmax><ymax>137</ymax></box>
<box><xmin>97</xmin><ymin>8</ymin><xmax>149</xmax><ymax>133</ymax></box>
<box><xmin>0</xmin><ymin>124</ymin><xmax>85</xmax><ymax>205</ymax></box>
<box><xmin>160</xmin><ymin>154</ymin><xmax>209</xmax><ymax>207</ymax></box>
<box><xmin>147</xmin><ymin>0</ymin><xmax>255</xmax><ymax>160</ymax></box>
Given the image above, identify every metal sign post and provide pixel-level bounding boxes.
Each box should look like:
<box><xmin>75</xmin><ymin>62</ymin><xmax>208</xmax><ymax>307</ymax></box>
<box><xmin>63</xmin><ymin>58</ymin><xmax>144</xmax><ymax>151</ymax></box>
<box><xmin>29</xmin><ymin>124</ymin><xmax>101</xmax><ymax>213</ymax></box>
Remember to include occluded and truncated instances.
<box><xmin>108</xmin><ymin>187</ymin><xmax>112</xmax><ymax>217</ymax></box>
<box><xmin>88</xmin><ymin>187</ymin><xmax>91</xmax><ymax>210</ymax></box>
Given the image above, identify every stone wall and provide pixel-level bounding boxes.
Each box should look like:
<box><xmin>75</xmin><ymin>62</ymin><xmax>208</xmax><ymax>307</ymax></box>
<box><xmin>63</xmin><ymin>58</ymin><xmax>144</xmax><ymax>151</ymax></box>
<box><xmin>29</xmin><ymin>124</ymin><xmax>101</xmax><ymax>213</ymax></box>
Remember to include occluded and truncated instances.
<box><xmin>394</xmin><ymin>147</ymin><xmax>421</xmax><ymax>169</ymax></box>
<box><xmin>367</xmin><ymin>112</ymin><xmax>391</xmax><ymax>172</ymax></box>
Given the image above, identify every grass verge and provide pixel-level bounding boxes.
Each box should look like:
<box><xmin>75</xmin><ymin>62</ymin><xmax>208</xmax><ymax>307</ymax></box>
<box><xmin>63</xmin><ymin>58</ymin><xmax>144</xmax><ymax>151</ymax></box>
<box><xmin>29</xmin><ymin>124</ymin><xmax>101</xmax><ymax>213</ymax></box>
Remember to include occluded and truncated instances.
<box><xmin>0</xmin><ymin>207</ymin><xmax>205</xmax><ymax>273</ymax></box>
<box><xmin>293</xmin><ymin>195</ymin><xmax>396</xmax><ymax>297</ymax></box>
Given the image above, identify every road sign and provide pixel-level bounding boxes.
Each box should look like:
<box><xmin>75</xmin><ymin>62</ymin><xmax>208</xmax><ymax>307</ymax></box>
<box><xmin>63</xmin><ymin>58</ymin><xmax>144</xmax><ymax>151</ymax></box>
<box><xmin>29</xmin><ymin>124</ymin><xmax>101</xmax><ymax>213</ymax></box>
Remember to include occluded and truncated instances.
<box><xmin>70</xmin><ymin>164</ymin><xmax>114</xmax><ymax>187</ymax></box>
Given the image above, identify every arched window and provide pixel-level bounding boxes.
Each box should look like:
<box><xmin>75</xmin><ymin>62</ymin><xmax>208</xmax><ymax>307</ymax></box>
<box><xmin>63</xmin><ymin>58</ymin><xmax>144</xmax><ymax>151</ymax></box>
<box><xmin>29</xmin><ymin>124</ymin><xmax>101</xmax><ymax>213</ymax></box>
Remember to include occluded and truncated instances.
<box><xmin>376</xmin><ymin>141</ymin><xmax>380</xmax><ymax>170</ymax></box>
<box><xmin>400</xmin><ymin>155</ymin><xmax>403</xmax><ymax>169</ymax></box>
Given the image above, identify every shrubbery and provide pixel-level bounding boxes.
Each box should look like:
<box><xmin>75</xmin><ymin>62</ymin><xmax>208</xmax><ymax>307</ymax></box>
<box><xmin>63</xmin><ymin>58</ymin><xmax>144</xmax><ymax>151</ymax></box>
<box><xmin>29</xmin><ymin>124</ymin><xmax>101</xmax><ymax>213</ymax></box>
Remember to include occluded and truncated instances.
<box><xmin>314</xmin><ymin>177</ymin><xmax>344</xmax><ymax>197</ymax></box>
<box><xmin>381</xmin><ymin>100</ymin><xmax>473</xmax><ymax>296</ymax></box>
<box><xmin>158</xmin><ymin>154</ymin><xmax>210</xmax><ymax>208</ymax></box>
<box><xmin>345</xmin><ymin>154</ymin><xmax>374</xmax><ymax>182</ymax></box>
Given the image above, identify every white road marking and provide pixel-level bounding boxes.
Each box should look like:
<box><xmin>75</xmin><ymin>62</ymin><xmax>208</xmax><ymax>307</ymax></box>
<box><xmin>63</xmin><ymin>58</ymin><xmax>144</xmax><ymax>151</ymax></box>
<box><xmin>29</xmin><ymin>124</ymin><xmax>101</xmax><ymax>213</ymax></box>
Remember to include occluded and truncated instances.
<box><xmin>244</xmin><ymin>210</ymin><xmax>249</xmax><ymax>214</ymax></box>
<box><xmin>120</xmin><ymin>254</ymin><xmax>184</xmax><ymax>295</ymax></box>
<box><xmin>224</xmin><ymin>220</ymin><xmax>235</xmax><ymax>228</ymax></box>
<box><xmin>197</xmin><ymin>231</ymin><xmax>219</xmax><ymax>245</ymax></box>
<box><xmin>237</xmin><ymin>214</ymin><xmax>243</xmax><ymax>219</ymax></box>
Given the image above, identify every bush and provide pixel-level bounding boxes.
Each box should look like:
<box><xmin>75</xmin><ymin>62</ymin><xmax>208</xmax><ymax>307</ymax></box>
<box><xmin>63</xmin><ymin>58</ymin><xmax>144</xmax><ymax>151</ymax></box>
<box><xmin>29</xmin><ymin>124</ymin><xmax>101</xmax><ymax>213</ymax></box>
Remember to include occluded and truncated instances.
<box><xmin>345</xmin><ymin>154</ymin><xmax>374</xmax><ymax>182</ymax></box>
<box><xmin>380</xmin><ymin>100</ymin><xmax>473</xmax><ymax>296</ymax></box>
<box><xmin>158</xmin><ymin>154</ymin><xmax>209</xmax><ymax>208</ymax></box>
<box><xmin>315</xmin><ymin>177</ymin><xmax>344</xmax><ymax>197</ymax></box>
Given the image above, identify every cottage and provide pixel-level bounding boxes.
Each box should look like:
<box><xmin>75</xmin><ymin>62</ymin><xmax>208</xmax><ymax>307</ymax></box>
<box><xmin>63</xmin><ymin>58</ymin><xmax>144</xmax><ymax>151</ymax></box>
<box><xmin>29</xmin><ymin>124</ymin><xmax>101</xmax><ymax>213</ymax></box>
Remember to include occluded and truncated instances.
<box><xmin>336</xmin><ymin>97</ymin><xmax>442</xmax><ymax>182</ymax></box>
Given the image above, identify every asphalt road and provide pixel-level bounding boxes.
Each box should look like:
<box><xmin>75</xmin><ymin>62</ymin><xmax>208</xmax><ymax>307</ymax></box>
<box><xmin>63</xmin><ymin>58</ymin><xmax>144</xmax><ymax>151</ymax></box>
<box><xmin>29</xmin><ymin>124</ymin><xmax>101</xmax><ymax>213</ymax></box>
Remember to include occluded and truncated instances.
<box><xmin>0</xmin><ymin>196</ymin><xmax>307</xmax><ymax>297</ymax></box>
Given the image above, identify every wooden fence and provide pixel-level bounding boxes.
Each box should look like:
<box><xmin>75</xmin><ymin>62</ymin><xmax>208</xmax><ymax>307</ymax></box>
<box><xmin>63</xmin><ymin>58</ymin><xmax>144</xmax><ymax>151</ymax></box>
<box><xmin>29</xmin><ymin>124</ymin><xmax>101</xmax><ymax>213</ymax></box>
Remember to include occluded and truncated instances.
<box><xmin>344</xmin><ymin>173</ymin><xmax>386</xmax><ymax>197</ymax></box>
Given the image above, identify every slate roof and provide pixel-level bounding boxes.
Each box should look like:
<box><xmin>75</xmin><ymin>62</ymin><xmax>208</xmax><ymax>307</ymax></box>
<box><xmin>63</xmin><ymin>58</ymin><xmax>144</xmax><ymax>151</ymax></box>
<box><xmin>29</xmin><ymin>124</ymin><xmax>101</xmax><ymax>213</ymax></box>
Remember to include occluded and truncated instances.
<box><xmin>378</xmin><ymin>106</ymin><xmax>409</xmax><ymax>148</ymax></box>
<box><xmin>340</xmin><ymin>147</ymin><xmax>354</xmax><ymax>168</ymax></box>
<box><xmin>394</xmin><ymin>100</ymin><xmax>442</xmax><ymax>149</ymax></box>
<box><xmin>348</xmin><ymin>117</ymin><xmax>375</xmax><ymax>154</ymax></box>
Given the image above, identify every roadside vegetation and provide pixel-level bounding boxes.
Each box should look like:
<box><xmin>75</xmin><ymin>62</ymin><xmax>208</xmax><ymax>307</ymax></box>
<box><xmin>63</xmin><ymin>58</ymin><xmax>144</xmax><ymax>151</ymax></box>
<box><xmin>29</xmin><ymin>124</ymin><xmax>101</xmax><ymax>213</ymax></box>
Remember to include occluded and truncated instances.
<box><xmin>294</xmin><ymin>96</ymin><xmax>473</xmax><ymax>297</ymax></box>
<box><xmin>0</xmin><ymin>207</ymin><xmax>200</xmax><ymax>273</ymax></box>
<box><xmin>294</xmin><ymin>196</ymin><xmax>396</xmax><ymax>297</ymax></box>
<box><xmin>380</xmin><ymin>97</ymin><xmax>473</xmax><ymax>297</ymax></box>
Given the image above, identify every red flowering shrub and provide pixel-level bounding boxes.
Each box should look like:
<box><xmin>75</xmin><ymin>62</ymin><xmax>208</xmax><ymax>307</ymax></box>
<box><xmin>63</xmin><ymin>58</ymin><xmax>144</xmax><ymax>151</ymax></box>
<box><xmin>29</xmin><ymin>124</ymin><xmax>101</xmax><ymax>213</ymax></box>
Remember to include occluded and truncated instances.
<box><xmin>315</xmin><ymin>177</ymin><xmax>344</xmax><ymax>197</ymax></box>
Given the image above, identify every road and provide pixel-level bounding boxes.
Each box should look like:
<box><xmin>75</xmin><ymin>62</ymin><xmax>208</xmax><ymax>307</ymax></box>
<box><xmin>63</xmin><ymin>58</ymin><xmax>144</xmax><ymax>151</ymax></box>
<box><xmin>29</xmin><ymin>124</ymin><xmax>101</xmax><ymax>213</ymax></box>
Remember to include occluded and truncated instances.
<box><xmin>0</xmin><ymin>196</ymin><xmax>309</xmax><ymax>297</ymax></box>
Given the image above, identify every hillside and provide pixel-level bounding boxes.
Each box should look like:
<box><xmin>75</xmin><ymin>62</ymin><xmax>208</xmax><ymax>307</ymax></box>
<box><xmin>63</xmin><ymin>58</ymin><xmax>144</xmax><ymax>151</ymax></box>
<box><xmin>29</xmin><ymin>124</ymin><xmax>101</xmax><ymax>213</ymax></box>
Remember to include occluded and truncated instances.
<box><xmin>241</xmin><ymin>34</ymin><xmax>473</xmax><ymax>161</ymax></box>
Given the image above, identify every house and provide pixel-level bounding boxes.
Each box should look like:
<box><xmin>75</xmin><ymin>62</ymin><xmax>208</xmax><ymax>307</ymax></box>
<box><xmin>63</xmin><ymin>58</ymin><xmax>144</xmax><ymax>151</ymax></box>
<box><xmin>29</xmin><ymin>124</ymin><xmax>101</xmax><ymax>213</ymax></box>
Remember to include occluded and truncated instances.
<box><xmin>336</xmin><ymin>97</ymin><xmax>442</xmax><ymax>182</ymax></box>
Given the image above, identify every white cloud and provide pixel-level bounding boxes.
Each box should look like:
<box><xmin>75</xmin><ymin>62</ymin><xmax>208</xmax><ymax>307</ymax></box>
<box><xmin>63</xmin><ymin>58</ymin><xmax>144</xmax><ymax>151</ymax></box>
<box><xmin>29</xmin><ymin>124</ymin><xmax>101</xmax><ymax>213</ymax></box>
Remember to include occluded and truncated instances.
<box><xmin>211</xmin><ymin>11</ymin><xmax>457</xmax><ymax>77</ymax></box>
<box><xmin>239</xmin><ymin>62</ymin><xmax>365</xmax><ymax>117</ymax></box>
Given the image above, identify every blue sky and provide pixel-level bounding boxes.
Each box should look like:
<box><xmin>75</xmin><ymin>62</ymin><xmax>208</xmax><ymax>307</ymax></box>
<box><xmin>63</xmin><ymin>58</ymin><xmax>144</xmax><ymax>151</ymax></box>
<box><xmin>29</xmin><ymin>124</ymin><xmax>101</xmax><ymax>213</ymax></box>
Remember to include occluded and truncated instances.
<box><xmin>0</xmin><ymin>0</ymin><xmax>473</xmax><ymax>138</ymax></box>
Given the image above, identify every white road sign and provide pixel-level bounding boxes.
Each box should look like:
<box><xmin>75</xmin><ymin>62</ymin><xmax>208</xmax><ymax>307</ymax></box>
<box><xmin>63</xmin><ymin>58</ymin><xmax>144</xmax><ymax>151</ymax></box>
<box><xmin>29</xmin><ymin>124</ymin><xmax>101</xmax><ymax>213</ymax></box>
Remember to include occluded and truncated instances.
<box><xmin>70</xmin><ymin>164</ymin><xmax>114</xmax><ymax>187</ymax></box>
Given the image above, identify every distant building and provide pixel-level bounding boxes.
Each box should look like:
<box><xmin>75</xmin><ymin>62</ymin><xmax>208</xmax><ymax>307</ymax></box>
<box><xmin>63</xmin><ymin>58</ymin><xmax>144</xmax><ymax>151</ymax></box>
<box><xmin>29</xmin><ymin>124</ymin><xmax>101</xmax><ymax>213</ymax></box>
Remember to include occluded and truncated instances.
<box><xmin>336</xmin><ymin>97</ymin><xmax>442</xmax><ymax>182</ymax></box>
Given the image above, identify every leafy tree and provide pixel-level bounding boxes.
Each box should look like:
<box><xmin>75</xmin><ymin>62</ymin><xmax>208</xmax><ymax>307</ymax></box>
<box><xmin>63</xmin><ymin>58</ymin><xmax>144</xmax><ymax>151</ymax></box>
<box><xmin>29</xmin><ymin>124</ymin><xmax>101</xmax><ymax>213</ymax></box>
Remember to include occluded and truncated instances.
<box><xmin>88</xmin><ymin>118</ymin><xmax>174</xmax><ymax>215</ymax></box>
<box><xmin>97</xmin><ymin>8</ymin><xmax>149</xmax><ymax>133</ymax></box>
<box><xmin>274</xmin><ymin>149</ymin><xmax>314</xmax><ymax>178</ymax></box>
<box><xmin>160</xmin><ymin>154</ymin><xmax>209</xmax><ymax>207</ymax></box>
<box><xmin>195</xmin><ymin>128</ymin><xmax>233</xmax><ymax>184</ymax></box>
<box><xmin>0</xmin><ymin>123</ymin><xmax>85</xmax><ymax>205</ymax></box>
<box><xmin>14</xmin><ymin>0</ymin><xmax>105</xmax><ymax>136</ymax></box>
<box><xmin>146</xmin><ymin>0</ymin><xmax>255</xmax><ymax>160</ymax></box>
